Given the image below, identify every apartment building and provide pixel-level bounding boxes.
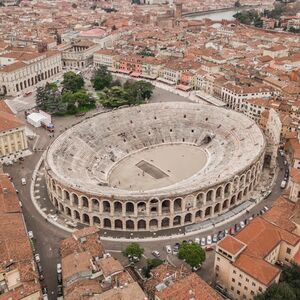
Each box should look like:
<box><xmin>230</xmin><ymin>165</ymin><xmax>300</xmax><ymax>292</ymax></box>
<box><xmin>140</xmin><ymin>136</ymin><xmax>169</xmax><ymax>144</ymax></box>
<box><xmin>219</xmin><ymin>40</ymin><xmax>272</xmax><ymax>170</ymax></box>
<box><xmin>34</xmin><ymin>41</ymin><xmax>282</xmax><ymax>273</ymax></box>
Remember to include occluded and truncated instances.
<box><xmin>214</xmin><ymin>209</ymin><xmax>300</xmax><ymax>300</ymax></box>
<box><xmin>93</xmin><ymin>49</ymin><xmax>118</xmax><ymax>69</ymax></box>
<box><xmin>0</xmin><ymin>103</ymin><xmax>28</xmax><ymax>163</ymax></box>
<box><xmin>289</xmin><ymin>168</ymin><xmax>300</xmax><ymax>203</ymax></box>
<box><xmin>0</xmin><ymin>50</ymin><xmax>62</xmax><ymax>96</ymax></box>
<box><xmin>221</xmin><ymin>83</ymin><xmax>274</xmax><ymax>111</ymax></box>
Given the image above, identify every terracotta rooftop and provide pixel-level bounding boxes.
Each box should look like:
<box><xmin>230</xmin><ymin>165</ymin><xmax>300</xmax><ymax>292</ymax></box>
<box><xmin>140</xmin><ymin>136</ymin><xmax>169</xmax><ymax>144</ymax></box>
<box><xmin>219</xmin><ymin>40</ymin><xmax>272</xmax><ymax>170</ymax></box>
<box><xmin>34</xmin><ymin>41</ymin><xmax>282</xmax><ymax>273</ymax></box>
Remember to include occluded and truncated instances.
<box><xmin>0</xmin><ymin>100</ymin><xmax>13</xmax><ymax>114</ymax></box>
<box><xmin>97</xmin><ymin>256</ymin><xmax>123</xmax><ymax>278</ymax></box>
<box><xmin>290</xmin><ymin>168</ymin><xmax>300</xmax><ymax>184</ymax></box>
<box><xmin>155</xmin><ymin>272</ymin><xmax>223</xmax><ymax>300</ymax></box>
<box><xmin>218</xmin><ymin>235</ymin><xmax>246</xmax><ymax>256</ymax></box>
<box><xmin>72</xmin><ymin>226</ymin><xmax>100</xmax><ymax>240</ymax></box>
<box><xmin>0</xmin><ymin>111</ymin><xmax>24</xmax><ymax>132</ymax></box>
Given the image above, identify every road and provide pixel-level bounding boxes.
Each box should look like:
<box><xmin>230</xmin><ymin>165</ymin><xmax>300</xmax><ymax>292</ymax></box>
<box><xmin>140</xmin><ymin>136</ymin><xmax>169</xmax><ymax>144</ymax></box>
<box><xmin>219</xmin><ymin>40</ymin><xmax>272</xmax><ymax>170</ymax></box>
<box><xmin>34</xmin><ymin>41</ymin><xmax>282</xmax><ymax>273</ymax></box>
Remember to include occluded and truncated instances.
<box><xmin>2</xmin><ymin>76</ymin><xmax>287</xmax><ymax>298</ymax></box>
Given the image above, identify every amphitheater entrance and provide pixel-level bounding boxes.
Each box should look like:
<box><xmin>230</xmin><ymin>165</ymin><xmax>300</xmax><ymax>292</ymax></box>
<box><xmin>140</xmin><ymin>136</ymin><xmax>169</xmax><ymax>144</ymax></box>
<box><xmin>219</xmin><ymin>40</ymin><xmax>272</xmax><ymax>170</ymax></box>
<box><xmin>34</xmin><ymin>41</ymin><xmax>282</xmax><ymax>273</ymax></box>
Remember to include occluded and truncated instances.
<box><xmin>108</xmin><ymin>144</ymin><xmax>207</xmax><ymax>191</ymax></box>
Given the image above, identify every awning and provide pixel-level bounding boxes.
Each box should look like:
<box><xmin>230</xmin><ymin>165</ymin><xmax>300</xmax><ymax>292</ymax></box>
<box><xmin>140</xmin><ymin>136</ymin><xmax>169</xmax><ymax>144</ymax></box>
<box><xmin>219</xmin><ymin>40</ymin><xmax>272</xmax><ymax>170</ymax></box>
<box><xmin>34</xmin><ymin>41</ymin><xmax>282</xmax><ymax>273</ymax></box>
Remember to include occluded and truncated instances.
<box><xmin>176</xmin><ymin>84</ymin><xmax>192</xmax><ymax>91</ymax></box>
<box><xmin>157</xmin><ymin>77</ymin><xmax>176</xmax><ymax>85</ymax></box>
<box><xmin>117</xmin><ymin>69</ymin><xmax>131</xmax><ymax>74</ymax></box>
<box><xmin>131</xmin><ymin>72</ymin><xmax>141</xmax><ymax>77</ymax></box>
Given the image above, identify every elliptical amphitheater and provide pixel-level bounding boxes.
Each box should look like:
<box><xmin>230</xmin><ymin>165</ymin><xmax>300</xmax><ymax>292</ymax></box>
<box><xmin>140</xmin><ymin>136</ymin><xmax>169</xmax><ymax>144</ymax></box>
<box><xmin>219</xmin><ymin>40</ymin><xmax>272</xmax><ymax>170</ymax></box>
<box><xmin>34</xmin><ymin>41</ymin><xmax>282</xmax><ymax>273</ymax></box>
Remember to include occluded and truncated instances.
<box><xmin>44</xmin><ymin>102</ymin><xmax>265</xmax><ymax>232</ymax></box>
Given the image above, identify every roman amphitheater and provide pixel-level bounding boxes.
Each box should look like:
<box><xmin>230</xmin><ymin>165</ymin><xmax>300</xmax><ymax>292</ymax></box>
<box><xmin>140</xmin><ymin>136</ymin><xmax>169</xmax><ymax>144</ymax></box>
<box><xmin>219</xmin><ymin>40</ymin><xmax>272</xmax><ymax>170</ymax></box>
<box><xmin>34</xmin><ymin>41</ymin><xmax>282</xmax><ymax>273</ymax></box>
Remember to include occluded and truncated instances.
<box><xmin>44</xmin><ymin>102</ymin><xmax>265</xmax><ymax>232</ymax></box>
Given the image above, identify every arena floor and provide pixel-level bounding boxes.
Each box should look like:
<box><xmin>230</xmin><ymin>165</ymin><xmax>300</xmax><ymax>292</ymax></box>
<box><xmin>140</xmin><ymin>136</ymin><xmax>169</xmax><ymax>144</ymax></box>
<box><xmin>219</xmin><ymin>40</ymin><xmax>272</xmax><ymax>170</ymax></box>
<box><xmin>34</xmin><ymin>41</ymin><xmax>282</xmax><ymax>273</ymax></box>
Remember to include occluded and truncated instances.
<box><xmin>108</xmin><ymin>143</ymin><xmax>208</xmax><ymax>191</ymax></box>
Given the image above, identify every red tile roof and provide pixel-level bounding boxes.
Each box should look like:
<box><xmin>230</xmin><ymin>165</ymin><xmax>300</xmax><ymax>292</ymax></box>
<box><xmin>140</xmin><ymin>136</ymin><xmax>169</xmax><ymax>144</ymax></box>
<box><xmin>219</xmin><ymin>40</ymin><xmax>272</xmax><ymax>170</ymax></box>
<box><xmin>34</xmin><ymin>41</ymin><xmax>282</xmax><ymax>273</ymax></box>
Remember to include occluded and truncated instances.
<box><xmin>0</xmin><ymin>111</ymin><xmax>24</xmax><ymax>132</ymax></box>
<box><xmin>218</xmin><ymin>235</ymin><xmax>246</xmax><ymax>256</ymax></box>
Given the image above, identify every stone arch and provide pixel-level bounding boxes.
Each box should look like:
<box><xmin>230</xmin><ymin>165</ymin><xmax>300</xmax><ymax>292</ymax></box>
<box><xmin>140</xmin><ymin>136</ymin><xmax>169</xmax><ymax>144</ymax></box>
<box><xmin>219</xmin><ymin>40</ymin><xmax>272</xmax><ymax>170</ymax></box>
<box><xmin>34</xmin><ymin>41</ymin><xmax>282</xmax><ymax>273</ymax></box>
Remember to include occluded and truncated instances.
<box><xmin>214</xmin><ymin>203</ymin><xmax>220</xmax><ymax>214</ymax></box>
<box><xmin>72</xmin><ymin>193</ymin><xmax>79</xmax><ymax>206</ymax></box>
<box><xmin>114</xmin><ymin>201</ymin><xmax>123</xmax><ymax>213</ymax></box>
<box><xmin>65</xmin><ymin>206</ymin><xmax>71</xmax><ymax>216</ymax></box>
<box><xmin>93</xmin><ymin>216</ymin><xmax>100</xmax><ymax>225</ymax></box>
<box><xmin>184</xmin><ymin>213</ymin><xmax>192</xmax><ymax>223</ymax></box>
<box><xmin>115</xmin><ymin>219</ymin><xmax>123</xmax><ymax>229</ymax></box>
<box><xmin>82</xmin><ymin>196</ymin><xmax>89</xmax><ymax>208</ymax></box>
<box><xmin>150</xmin><ymin>198</ymin><xmax>159</xmax><ymax>213</ymax></box>
<box><xmin>137</xmin><ymin>202</ymin><xmax>146</xmax><ymax>214</ymax></box>
<box><xmin>63</xmin><ymin>190</ymin><xmax>70</xmax><ymax>201</ymax></box>
<box><xmin>230</xmin><ymin>195</ymin><xmax>236</xmax><ymax>206</ymax></box>
<box><xmin>237</xmin><ymin>191</ymin><xmax>243</xmax><ymax>201</ymax></box>
<box><xmin>53</xmin><ymin>197</ymin><xmax>58</xmax><ymax>208</ymax></box>
<box><xmin>82</xmin><ymin>213</ymin><xmax>90</xmax><ymax>224</ymax></box>
<box><xmin>249</xmin><ymin>182</ymin><xmax>253</xmax><ymax>191</ymax></box>
<box><xmin>103</xmin><ymin>218</ymin><xmax>111</xmax><ymax>228</ymax></box>
<box><xmin>137</xmin><ymin>219</ymin><xmax>146</xmax><ymax>230</ymax></box>
<box><xmin>161</xmin><ymin>199</ymin><xmax>170</xmax><ymax>213</ymax></box>
<box><xmin>161</xmin><ymin>217</ymin><xmax>170</xmax><ymax>228</ymax></box>
<box><xmin>216</xmin><ymin>186</ymin><xmax>223</xmax><ymax>200</ymax></box>
<box><xmin>126</xmin><ymin>202</ymin><xmax>134</xmax><ymax>213</ymax></box>
<box><xmin>174</xmin><ymin>198</ymin><xmax>182</xmax><ymax>212</ymax></box>
<box><xmin>149</xmin><ymin>219</ymin><xmax>158</xmax><ymax>229</ymax></box>
<box><xmin>243</xmin><ymin>187</ymin><xmax>248</xmax><ymax>196</ymax></box>
<box><xmin>240</xmin><ymin>175</ymin><xmax>246</xmax><ymax>187</ymax></box>
<box><xmin>91</xmin><ymin>199</ymin><xmax>100</xmax><ymax>211</ymax></box>
<box><xmin>74</xmin><ymin>210</ymin><xmax>80</xmax><ymax>220</ymax></box>
<box><xmin>103</xmin><ymin>201</ymin><xmax>111</xmax><ymax>213</ymax></box>
<box><xmin>222</xmin><ymin>199</ymin><xmax>229</xmax><ymax>210</ymax></box>
<box><xmin>233</xmin><ymin>176</ymin><xmax>239</xmax><ymax>190</ymax></box>
<box><xmin>196</xmin><ymin>193</ymin><xmax>205</xmax><ymax>206</ymax></box>
<box><xmin>57</xmin><ymin>186</ymin><xmax>62</xmax><ymax>198</ymax></box>
<box><xmin>206</xmin><ymin>190</ymin><xmax>214</xmax><ymax>202</ymax></box>
<box><xmin>204</xmin><ymin>206</ymin><xmax>212</xmax><ymax>217</ymax></box>
<box><xmin>224</xmin><ymin>182</ymin><xmax>231</xmax><ymax>197</ymax></box>
<box><xmin>246</xmin><ymin>170</ymin><xmax>251</xmax><ymax>183</ymax></box>
<box><xmin>58</xmin><ymin>203</ymin><xmax>64</xmax><ymax>212</ymax></box>
<box><xmin>126</xmin><ymin>220</ymin><xmax>134</xmax><ymax>230</ymax></box>
<box><xmin>195</xmin><ymin>210</ymin><xmax>202</xmax><ymax>221</ymax></box>
<box><xmin>173</xmin><ymin>215</ymin><xmax>181</xmax><ymax>226</ymax></box>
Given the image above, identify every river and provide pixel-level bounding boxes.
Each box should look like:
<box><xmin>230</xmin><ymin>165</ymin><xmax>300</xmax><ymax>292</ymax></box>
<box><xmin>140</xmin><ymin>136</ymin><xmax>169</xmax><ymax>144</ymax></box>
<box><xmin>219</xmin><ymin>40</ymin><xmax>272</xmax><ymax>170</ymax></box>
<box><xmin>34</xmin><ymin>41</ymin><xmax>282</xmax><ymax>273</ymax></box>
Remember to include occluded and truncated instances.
<box><xmin>186</xmin><ymin>8</ymin><xmax>244</xmax><ymax>21</ymax></box>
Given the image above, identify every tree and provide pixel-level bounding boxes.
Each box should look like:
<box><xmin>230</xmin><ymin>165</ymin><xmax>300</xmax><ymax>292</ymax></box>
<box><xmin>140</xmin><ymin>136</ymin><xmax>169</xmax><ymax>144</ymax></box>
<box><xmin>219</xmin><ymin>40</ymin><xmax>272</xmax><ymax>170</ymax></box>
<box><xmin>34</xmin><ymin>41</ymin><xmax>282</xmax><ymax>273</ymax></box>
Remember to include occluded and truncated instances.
<box><xmin>62</xmin><ymin>71</ymin><xmax>84</xmax><ymax>93</ymax></box>
<box><xmin>123</xmin><ymin>243</ymin><xmax>144</xmax><ymax>259</ymax></box>
<box><xmin>178</xmin><ymin>242</ymin><xmax>205</xmax><ymax>268</ymax></box>
<box><xmin>91</xmin><ymin>65</ymin><xmax>113</xmax><ymax>91</ymax></box>
<box><xmin>97</xmin><ymin>86</ymin><xmax>130</xmax><ymax>108</ymax></box>
<box><xmin>254</xmin><ymin>283</ymin><xmax>296</xmax><ymax>300</ymax></box>
<box><xmin>143</xmin><ymin>258</ymin><xmax>163</xmax><ymax>278</ymax></box>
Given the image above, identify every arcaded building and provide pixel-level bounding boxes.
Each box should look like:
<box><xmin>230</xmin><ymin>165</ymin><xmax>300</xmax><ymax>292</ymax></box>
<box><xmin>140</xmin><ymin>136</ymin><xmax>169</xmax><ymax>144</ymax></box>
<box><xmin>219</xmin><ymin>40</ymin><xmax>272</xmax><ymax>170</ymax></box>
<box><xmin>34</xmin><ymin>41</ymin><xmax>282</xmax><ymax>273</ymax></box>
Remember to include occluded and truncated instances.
<box><xmin>44</xmin><ymin>102</ymin><xmax>265</xmax><ymax>232</ymax></box>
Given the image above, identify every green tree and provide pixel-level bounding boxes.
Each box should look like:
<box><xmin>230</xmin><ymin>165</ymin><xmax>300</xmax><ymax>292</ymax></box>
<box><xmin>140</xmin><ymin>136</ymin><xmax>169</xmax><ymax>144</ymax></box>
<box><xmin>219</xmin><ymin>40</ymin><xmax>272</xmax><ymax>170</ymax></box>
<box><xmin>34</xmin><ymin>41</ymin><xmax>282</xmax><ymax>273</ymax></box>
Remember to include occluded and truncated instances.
<box><xmin>281</xmin><ymin>263</ymin><xmax>300</xmax><ymax>299</ymax></box>
<box><xmin>91</xmin><ymin>65</ymin><xmax>113</xmax><ymax>91</ymax></box>
<box><xmin>123</xmin><ymin>243</ymin><xmax>144</xmax><ymax>259</ymax></box>
<box><xmin>178</xmin><ymin>242</ymin><xmax>205</xmax><ymax>268</ymax></box>
<box><xmin>254</xmin><ymin>283</ymin><xmax>296</xmax><ymax>300</ymax></box>
<box><xmin>143</xmin><ymin>258</ymin><xmax>163</xmax><ymax>278</ymax></box>
<box><xmin>62</xmin><ymin>71</ymin><xmax>84</xmax><ymax>93</ymax></box>
<box><xmin>97</xmin><ymin>86</ymin><xmax>130</xmax><ymax>108</ymax></box>
<box><xmin>123</xmin><ymin>80</ymin><xmax>154</xmax><ymax>101</ymax></box>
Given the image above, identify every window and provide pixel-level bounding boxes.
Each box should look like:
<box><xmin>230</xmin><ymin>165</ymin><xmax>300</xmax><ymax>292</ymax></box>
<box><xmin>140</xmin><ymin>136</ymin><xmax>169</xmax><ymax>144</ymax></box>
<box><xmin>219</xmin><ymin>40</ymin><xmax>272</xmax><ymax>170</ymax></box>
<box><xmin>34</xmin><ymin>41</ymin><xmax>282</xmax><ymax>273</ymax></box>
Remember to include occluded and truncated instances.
<box><xmin>246</xmin><ymin>278</ymin><xmax>249</xmax><ymax>282</ymax></box>
<box><xmin>231</xmin><ymin>286</ymin><xmax>234</xmax><ymax>291</ymax></box>
<box><xmin>217</xmin><ymin>257</ymin><xmax>220</xmax><ymax>261</ymax></box>
<box><xmin>232</xmin><ymin>278</ymin><xmax>235</xmax><ymax>282</ymax></box>
<box><xmin>259</xmin><ymin>287</ymin><xmax>262</xmax><ymax>292</ymax></box>
<box><xmin>233</xmin><ymin>270</ymin><xmax>237</xmax><ymax>274</ymax></box>
<box><xmin>244</xmin><ymin>286</ymin><xmax>248</xmax><ymax>291</ymax></box>
<box><xmin>238</xmin><ymin>282</ymin><xmax>241</xmax><ymax>287</ymax></box>
<box><xmin>252</xmin><ymin>282</ymin><xmax>256</xmax><ymax>287</ymax></box>
<box><xmin>286</xmin><ymin>248</ymin><xmax>291</xmax><ymax>255</ymax></box>
<box><xmin>216</xmin><ymin>265</ymin><xmax>219</xmax><ymax>271</ymax></box>
<box><xmin>239</xmin><ymin>274</ymin><xmax>243</xmax><ymax>279</ymax></box>
<box><xmin>251</xmin><ymin>291</ymin><xmax>254</xmax><ymax>295</ymax></box>
<box><xmin>237</xmin><ymin>290</ymin><xmax>240</xmax><ymax>295</ymax></box>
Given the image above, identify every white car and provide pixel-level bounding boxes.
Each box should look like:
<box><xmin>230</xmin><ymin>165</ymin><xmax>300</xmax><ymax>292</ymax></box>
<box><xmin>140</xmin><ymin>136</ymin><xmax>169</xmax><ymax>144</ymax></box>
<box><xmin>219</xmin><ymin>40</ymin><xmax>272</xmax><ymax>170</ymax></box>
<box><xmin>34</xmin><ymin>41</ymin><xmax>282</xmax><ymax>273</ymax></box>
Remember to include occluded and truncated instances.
<box><xmin>21</xmin><ymin>178</ymin><xmax>26</xmax><ymax>185</ymax></box>
<box><xmin>200</xmin><ymin>237</ymin><xmax>206</xmax><ymax>247</ymax></box>
<box><xmin>194</xmin><ymin>238</ymin><xmax>200</xmax><ymax>244</ymax></box>
<box><xmin>57</xmin><ymin>263</ymin><xmax>62</xmax><ymax>274</ymax></box>
<box><xmin>34</xmin><ymin>253</ymin><xmax>40</xmax><ymax>263</ymax></box>
<box><xmin>240</xmin><ymin>221</ymin><xmax>245</xmax><ymax>229</ymax></box>
<box><xmin>152</xmin><ymin>250</ymin><xmax>160</xmax><ymax>258</ymax></box>
<box><xmin>264</xmin><ymin>206</ymin><xmax>269</xmax><ymax>211</ymax></box>
<box><xmin>165</xmin><ymin>245</ymin><xmax>172</xmax><ymax>254</ymax></box>
<box><xmin>206</xmin><ymin>235</ymin><xmax>212</xmax><ymax>245</ymax></box>
<box><xmin>281</xmin><ymin>180</ymin><xmax>287</xmax><ymax>189</ymax></box>
<box><xmin>28</xmin><ymin>231</ymin><xmax>34</xmax><ymax>239</ymax></box>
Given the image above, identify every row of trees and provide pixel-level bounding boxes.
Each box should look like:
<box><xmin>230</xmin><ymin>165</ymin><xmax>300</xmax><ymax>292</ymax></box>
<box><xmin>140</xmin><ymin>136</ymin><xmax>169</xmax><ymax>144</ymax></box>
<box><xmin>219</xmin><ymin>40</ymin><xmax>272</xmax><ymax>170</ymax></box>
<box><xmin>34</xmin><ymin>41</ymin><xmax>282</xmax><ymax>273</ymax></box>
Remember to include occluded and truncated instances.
<box><xmin>91</xmin><ymin>66</ymin><xmax>154</xmax><ymax>108</ymax></box>
<box><xmin>36</xmin><ymin>72</ymin><xmax>95</xmax><ymax>115</ymax></box>
<box><xmin>233</xmin><ymin>10</ymin><xmax>263</xmax><ymax>28</ymax></box>
<box><xmin>254</xmin><ymin>264</ymin><xmax>300</xmax><ymax>300</ymax></box>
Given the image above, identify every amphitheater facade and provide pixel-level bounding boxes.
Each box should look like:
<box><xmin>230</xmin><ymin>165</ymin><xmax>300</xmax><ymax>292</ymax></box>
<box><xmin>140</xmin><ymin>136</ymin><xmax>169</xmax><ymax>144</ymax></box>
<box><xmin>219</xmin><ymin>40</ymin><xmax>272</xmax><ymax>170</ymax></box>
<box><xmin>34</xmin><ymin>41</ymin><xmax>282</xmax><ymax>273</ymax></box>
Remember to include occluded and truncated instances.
<box><xmin>44</xmin><ymin>102</ymin><xmax>265</xmax><ymax>232</ymax></box>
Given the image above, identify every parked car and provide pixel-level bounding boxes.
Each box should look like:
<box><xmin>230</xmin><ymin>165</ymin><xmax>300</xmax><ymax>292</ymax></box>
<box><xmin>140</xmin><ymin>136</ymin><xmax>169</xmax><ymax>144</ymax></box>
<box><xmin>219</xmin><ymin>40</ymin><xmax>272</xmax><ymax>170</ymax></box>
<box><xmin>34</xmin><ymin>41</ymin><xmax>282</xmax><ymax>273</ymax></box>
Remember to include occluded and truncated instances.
<box><xmin>264</xmin><ymin>206</ymin><xmax>269</xmax><ymax>211</ymax></box>
<box><xmin>240</xmin><ymin>221</ymin><xmax>245</xmax><ymax>229</ymax></box>
<box><xmin>34</xmin><ymin>253</ymin><xmax>40</xmax><ymax>263</ymax></box>
<box><xmin>152</xmin><ymin>250</ymin><xmax>160</xmax><ymax>258</ymax></box>
<box><xmin>57</xmin><ymin>263</ymin><xmax>62</xmax><ymax>274</ymax></box>
<box><xmin>229</xmin><ymin>227</ymin><xmax>235</xmax><ymax>235</ymax></box>
<box><xmin>28</xmin><ymin>231</ymin><xmax>34</xmax><ymax>239</ymax></box>
<box><xmin>281</xmin><ymin>180</ymin><xmax>287</xmax><ymax>189</ymax></box>
<box><xmin>200</xmin><ymin>237</ymin><xmax>206</xmax><ymax>247</ymax></box>
<box><xmin>217</xmin><ymin>230</ymin><xmax>225</xmax><ymax>241</ymax></box>
<box><xmin>57</xmin><ymin>272</ymin><xmax>62</xmax><ymax>285</ymax></box>
<box><xmin>165</xmin><ymin>245</ymin><xmax>172</xmax><ymax>254</ymax></box>
<box><xmin>235</xmin><ymin>224</ymin><xmax>241</xmax><ymax>232</ymax></box>
<box><xmin>194</xmin><ymin>237</ymin><xmax>200</xmax><ymax>245</ymax></box>
<box><xmin>206</xmin><ymin>235</ymin><xmax>212</xmax><ymax>245</ymax></box>
<box><xmin>173</xmin><ymin>246</ymin><xmax>179</xmax><ymax>255</ymax></box>
<box><xmin>205</xmin><ymin>245</ymin><xmax>214</xmax><ymax>251</ymax></box>
<box><xmin>21</xmin><ymin>177</ymin><xmax>26</xmax><ymax>185</ymax></box>
<box><xmin>212</xmin><ymin>233</ymin><xmax>218</xmax><ymax>243</ymax></box>
<box><xmin>224</xmin><ymin>229</ymin><xmax>229</xmax><ymax>236</ymax></box>
<box><xmin>192</xmin><ymin>264</ymin><xmax>202</xmax><ymax>272</ymax></box>
<box><xmin>57</xmin><ymin>285</ymin><xmax>63</xmax><ymax>297</ymax></box>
